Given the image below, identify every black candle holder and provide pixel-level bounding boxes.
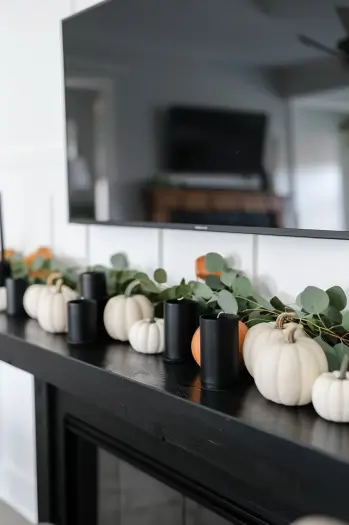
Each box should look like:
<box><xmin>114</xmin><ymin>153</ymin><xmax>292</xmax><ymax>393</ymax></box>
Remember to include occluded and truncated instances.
<box><xmin>0</xmin><ymin>259</ymin><xmax>11</xmax><ymax>287</ymax></box>
<box><xmin>6</xmin><ymin>277</ymin><xmax>28</xmax><ymax>317</ymax></box>
<box><xmin>67</xmin><ymin>299</ymin><xmax>98</xmax><ymax>345</ymax></box>
<box><xmin>79</xmin><ymin>271</ymin><xmax>107</xmax><ymax>300</ymax></box>
<box><xmin>164</xmin><ymin>299</ymin><xmax>199</xmax><ymax>363</ymax></box>
<box><xmin>200</xmin><ymin>313</ymin><xmax>240</xmax><ymax>391</ymax></box>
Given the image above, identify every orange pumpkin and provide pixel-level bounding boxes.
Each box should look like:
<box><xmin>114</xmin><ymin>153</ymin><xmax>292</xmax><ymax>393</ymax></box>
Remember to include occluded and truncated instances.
<box><xmin>195</xmin><ymin>255</ymin><xmax>222</xmax><ymax>280</ymax></box>
<box><xmin>191</xmin><ymin>321</ymin><xmax>248</xmax><ymax>366</ymax></box>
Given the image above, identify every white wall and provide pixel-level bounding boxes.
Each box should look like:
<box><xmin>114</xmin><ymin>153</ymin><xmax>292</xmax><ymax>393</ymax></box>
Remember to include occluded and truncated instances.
<box><xmin>2</xmin><ymin>0</ymin><xmax>349</xmax><ymax>522</ymax></box>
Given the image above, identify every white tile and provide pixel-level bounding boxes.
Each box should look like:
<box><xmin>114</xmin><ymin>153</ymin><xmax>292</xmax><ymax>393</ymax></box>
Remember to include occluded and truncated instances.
<box><xmin>88</xmin><ymin>225</ymin><xmax>160</xmax><ymax>274</ymax></box>
<box><xmin>162</xmin><ymin>230</ymin><xmax>255</xmax><ymax>284</ymax></box>
<box><xmin>256</xmin><ymin>235</ymin><xmax>349</xmax><ymax>303</ymax></box>
<box><xmin>52</xmin><ymin>185</ymin><xmax>88</xmax><ymax>263</ymax></box>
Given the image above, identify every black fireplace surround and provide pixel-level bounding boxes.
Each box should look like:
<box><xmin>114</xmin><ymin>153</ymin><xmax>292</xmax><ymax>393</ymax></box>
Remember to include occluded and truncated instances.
<box><xmin>0</xmin><ymin>316</ymin><xmax>348</xmax><ymax>525</ymax></box>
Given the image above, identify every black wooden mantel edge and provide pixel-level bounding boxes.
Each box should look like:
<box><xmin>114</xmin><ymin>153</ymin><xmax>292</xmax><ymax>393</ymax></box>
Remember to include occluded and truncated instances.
<box><xmin>1</xmin><ymin>329</ymin><xmax>349</xmax><ymax>522</ymax></box>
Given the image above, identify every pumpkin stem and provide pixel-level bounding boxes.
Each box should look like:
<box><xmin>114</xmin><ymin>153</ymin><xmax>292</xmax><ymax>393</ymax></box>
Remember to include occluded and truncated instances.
<box><xmin>47</xmin><ymin>272</ymin><xmax>62</xmax><ymax>287</ymax></box>
<box><xmin>125</xmin><ymin>280</ymin><xmax>140</xmax><ymax>297</ymax></box>
<box><xmin>339</xmin><ymin>355</ymin><xmax>349</xmax><ymax>380</ymax></box>
<box><xmin>283</xmin><ymin>324</ymin><xmax>298</xmax><ymax>344</ymax></box>
<box><xmin>276</xmin><ymin>312</ymin><xmax>295</xmax><ymax>329</ymax></box>
<box><xmin>55</xmin><ymin>279</ymin><xmax>63</xmax><ymax>294</ymax></box>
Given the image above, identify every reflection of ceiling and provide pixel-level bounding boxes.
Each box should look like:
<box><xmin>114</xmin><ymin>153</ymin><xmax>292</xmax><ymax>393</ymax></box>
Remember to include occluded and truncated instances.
<box><xmin>64</xmin><ymin>0</ymin><xmax>348</xmax><ymax>66</ymax></box>
<box><xmin>63</xmin><ymin>0</ymin><xmax>349</xmax><ymax>96</ymax></box>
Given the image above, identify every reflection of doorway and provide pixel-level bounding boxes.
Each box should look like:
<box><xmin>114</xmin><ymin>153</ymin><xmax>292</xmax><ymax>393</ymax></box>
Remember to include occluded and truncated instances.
<box><xmin>66</xmin><ymin>88</ymin><xmax>98</xmax><ymax>220</ymax></box>
<box><xmin>291</xmin><ymin>89</ymin><xmax>349</xmax><ymax>231</ymax></box>
<box><xmin>65</xmin><ymin>70</ymin><xmax>115</xmax><ymax>222</ymax></box>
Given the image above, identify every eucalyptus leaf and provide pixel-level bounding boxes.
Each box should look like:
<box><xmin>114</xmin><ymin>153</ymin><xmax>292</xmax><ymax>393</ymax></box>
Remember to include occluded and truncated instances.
<box><xmin>248</xmin><ymin>315</ymin><xmax>275</xmax><ymax>327</ymax></box>
<box><xmin>110</xmin><ymin>253</ymin><xmax>128</xmax><ymax>270</ymax></box>
<box><xmin>249</xmin><ymin>293</ymin><xmax>273</xmax><ymax>311</ymax></box>
<box><xmin>175</xmin><ymin>284</ymin><xmax>192</xmax><ymax>300</ymax></box>
<box><xmin>315</xmin><ymin>336</ymin><xmax>340</xmax><ymax>371</ymax></box>
<box><xmin>248</xmin><ymin>311</ymin><xmax>261</xmax><ymax>321</ymax></box>
<box><xmin>234</xmin><ymin>275</ymin><xmax>252</xmax><ymax>297</ymax></box>
<box><xmin>216</xmin><ymin>290</ymin><xmax>238</xmax><ymax>315</ymax></box>
<box><xmin>133</xmin><ymin>272</ymin><xmax>150</xmax><ymax>283</ymax></box>
<box><xmin>140</xmin><ymin>280</ymin><xmax>159</xmax><ymax>295</ymax></box>
<box><xmin>204</xmin><ymin>252</ymin><xmax>225</xmax><ymax>273</ymax></box>
<box><xmin>342</xmin><ymin>311</ymin><xmax>349</xmax><ymax>331</ymax></box>
<box><xmin>220</xmin><ymin>269</ymin><xmax>237</xmax><ymax>289</ymax></box>
<box><xmin>205</xmin><ymin>275</ymin><xmax>223</xmax><ymax>290</ymax></box>
<box><xmin>154</xmin><ymin>268</ymin><xmax>167</xmax><ymax>284</ymax></box>
<box><xmin>326</xmin><ymin>286</ymin><xmax>347</xmax><ymax>312</ymax></box>
<box><xmin>31</xmin><ymin>255</ymin><xmax>45</xmax><ymax>271</ymax></box>
<box><xmin>322</xmin><ymin>306</ymin><xmax>342</xmax><ymax>325</ymax></box>
<box><xmin>118</xmin><ymin>270</ymin><xmax>139</xmax><ymax>284</ymax></box>
<box><xmin>237</xmin><ymin>297</ymin><xmax>248</xmax><ymax>312</ymax></box>
<box><xmin>300</xmin><ymin>286</ymin><xmax>329</xmax><ymax>314</ymax></box>
<box><xmin>193</xmin><ymin>282</ymin><xmax>213</xmax><ymax>301</ymax></box>
<box><xmin>334</xmin><ymin>342</ymin><xmax>349</xmax><ymax>361</ymax></box>
<box><xmin>270</xmin><ymin>296</ymin><xmax>286</xmax><ymax>312</ymax></box>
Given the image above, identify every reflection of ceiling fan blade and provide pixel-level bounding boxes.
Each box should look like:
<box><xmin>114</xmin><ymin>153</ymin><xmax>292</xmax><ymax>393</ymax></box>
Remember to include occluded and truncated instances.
<box><xmin>336</xmin><ymin>6</ymin><xmax>349</xmax><ymax>34</ymax></box>
<box><xmin>298</xmin><ymin>34</ymin><xmax>342</xmax><ymax>57</ymax></box>
<box><xmin>271</xmin><ymin>57</ymin><xmax>349</xmax><ymax>98</ymax></box>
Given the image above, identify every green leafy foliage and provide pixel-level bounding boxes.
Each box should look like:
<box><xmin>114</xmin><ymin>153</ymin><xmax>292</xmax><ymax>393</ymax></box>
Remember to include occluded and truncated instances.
<box><xmin>153</xmin><ymin>268</ymin><xmax>167</xmax><ymax>284</ymax></box>
<box><xmin>216</xmin><ymin>289</ymin><xmax>238</xmax><ymax>315</ymax></box>
<box><xmin>300</xmin><ymin>286</ymin><xmax>329</xmax><ymax>314</ymax></box>
<box><xmin>327</xmin><ymin>286</ymin><xmax>347</xmax><ymax>311</ymax></box>
<box><xmin>110</xmin><ymin>253</ymin><xmax>128</xmax><ymax>270</ymax></box>
<box><xmin>204</xmin><ymin>252</ymin><xmax>225</xmax><ymax>273</ymax></box>
<box><xmin>233</xmin><ymin>275</ymin><xmax>252</xmax><ymax>297</ymax></box>
<box><xmin>204</xmin><ymin>275</ymin><xmax>223</xmax><ymax>290</ymax></box>
<box><xmin>220</xmin><ymin>269</ymin><xmax>237</xmax><ymax>289</ymax></box>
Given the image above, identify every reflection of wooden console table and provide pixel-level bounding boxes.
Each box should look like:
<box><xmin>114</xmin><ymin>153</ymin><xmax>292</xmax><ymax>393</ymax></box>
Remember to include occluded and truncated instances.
<box><xmin>149</xmin><ymin>187</ymin><xmax>284</xmax><ymax>226</ymax></box>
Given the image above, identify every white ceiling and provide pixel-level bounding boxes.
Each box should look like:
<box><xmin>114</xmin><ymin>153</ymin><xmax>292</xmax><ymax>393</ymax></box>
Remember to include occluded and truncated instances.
<box><xmin>64</xmin><ymin>0</ymin><xmax>349</xmax><ymax>67</ymax></box>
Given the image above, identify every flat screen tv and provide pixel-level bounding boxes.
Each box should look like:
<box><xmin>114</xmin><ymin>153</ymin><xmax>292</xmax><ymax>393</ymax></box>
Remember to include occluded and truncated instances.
<box><xmin>62</xmin><ymin>0</ymin><xmax>349</xmax><ymax>238</ymax></box>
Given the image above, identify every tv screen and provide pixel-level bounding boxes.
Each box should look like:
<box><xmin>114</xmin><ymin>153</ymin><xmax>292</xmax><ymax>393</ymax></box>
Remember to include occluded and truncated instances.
<box><xmin>62</xmin><ymin>0</ymin><xmax>349</xmax><ymax>237</ymax></box>
<box><xmin>164</xmin><ymin>107</ymin><xmax>267</xmax><ymax>174</ymax></box>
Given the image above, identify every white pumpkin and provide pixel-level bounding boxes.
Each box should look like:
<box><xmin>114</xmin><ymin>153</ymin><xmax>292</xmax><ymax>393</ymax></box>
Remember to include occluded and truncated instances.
<box><xmin>23</xmin><ymin>284</ymin><xmax>46</xmax><ymax>319</ymax></box>
<box><xmin>37</xmin><ymin>279</ymin><xmax>78</xmax><ymax>333</ymax></box>
<box><xmin>243</xmin><ymin>312</ymin><xmax>306</xmax><ymax>377</ymax></box>
<box><xmin>129</xmin><ymin>318</ymin><xmax>164</xmax><ymax>354</ymax></box>
<box><xmin>0</xmin><ymin>286</ymin><xmax>6</xmax><ymax>312</ymax></box>
<box><xmin>23</xmin><ymin>272</ymin><xmax>65</xmax><ymax>320</ymax></box>
<box><xmin>312</xmin><ymin>355</ymin><xmax>349</xmax><ymax>422</ymax></box>
<box><xmin>103</xmin><ymin>282</ymin><xmax>152</xmax><ymax>342</ymax></box>
<box><xmin>254</xmin><ymin>323</ymin><xmax>328</xmax><ymax>406</ymax></box>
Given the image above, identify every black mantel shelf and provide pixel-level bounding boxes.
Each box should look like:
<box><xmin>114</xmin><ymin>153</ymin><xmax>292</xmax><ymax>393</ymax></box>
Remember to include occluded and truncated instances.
<box><xmin>0</xmin><ymin>314</ymin><xmax>348</xmax><ymax>524</ymax></box>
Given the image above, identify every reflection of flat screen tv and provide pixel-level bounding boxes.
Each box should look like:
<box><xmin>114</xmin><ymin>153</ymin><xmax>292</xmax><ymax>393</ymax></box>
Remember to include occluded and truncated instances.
<box><xmin>63</xmin><ymin>0</ymin><xmax>348</xmax><ymax>237</ymax></box>
<box><xmin>164</xmin><ymin>107</ymin><xmax>267</xmax><ymax>174</ymax></box>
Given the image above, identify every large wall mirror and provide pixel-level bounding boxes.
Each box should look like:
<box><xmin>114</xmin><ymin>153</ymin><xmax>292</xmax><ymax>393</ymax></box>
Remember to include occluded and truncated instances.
<box><xmin>62</xmin><ymin>0</ymin><xmax>349</xmax><ymax>238</ymax></box>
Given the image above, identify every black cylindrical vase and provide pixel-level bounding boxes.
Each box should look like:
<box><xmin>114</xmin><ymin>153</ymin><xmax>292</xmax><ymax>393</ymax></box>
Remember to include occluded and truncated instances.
<box><xmin>67</xmin><ymin>299</ymin><xmax>98</xmax><ymax>345</ymax></box>
<box><xmin>164</xmin><ymin>299</ymin><xmax>199</xmax><ymax>363</ymax></box>
<box><xmin>0</xmin><ymin>260</ymin><xmax>11</xmax><ymax>287</ymax></box>
<box><xmin>79</xmin><ymin>271</ymin><xmax>107</xmax><ymax>300</ymax></box>
<box><xmin>200</xmin><ymin>313</ymin><xmax>240</xmax><ymax>390</ymax></box>
<box><xmin>6</xmin><ymin>277</ymin><xmax>28</xmax><ymax>316</ymax></box>
<box><xmin>79</xmin><ymin>272</ymin><xmax>109</xmax><ymax>337</ymax></box>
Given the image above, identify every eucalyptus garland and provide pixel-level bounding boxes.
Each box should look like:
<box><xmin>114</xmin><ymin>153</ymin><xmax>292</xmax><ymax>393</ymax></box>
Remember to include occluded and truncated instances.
<box><xmin>7</xmin><ymin>248</ymin><xmax>348</xmax><ymax>370</ymax></box>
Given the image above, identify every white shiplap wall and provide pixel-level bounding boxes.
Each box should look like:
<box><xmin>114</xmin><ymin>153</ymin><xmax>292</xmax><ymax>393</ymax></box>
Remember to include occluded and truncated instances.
<box><xmin>0</xmin><ymin>0</ymin><xmax>348</xmax><ymax>522</ymax></box>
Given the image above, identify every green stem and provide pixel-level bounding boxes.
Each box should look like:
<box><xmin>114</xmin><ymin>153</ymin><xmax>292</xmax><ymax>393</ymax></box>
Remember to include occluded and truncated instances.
<box><xmin>125</xmin><ymin>280</ymin><xmax>140</xmax><ymax>297</ymax></box>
